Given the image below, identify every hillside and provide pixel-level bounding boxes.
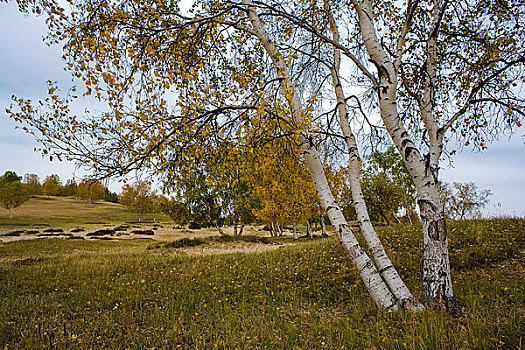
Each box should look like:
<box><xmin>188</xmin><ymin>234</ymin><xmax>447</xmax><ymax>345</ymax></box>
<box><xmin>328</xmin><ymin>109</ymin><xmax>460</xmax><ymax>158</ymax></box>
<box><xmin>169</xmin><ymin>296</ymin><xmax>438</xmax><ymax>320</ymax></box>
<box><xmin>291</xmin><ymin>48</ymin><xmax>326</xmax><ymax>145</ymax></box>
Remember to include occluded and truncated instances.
<box><xmin>0</xmin><ymin>195</ymin><xmax>169</xmax><ymax>227</ymax></box>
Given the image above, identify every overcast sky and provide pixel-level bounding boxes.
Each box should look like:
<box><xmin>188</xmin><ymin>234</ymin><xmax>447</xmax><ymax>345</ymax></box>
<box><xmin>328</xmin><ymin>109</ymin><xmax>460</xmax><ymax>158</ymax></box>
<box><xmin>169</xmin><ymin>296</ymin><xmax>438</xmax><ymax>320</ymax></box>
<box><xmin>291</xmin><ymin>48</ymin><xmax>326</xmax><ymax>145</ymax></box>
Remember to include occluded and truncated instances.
<box><xmin>1</xmin><ymin>3</ymin><xmax>524</xmax><ymax>216</ymax></box>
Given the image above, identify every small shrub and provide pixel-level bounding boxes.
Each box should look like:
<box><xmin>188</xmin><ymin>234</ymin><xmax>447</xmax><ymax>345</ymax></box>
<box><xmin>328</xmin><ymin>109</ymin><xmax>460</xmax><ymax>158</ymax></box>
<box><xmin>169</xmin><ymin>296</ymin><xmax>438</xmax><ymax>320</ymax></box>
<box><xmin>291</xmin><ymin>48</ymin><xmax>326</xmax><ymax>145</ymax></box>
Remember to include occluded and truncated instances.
<box><xmin>131</xmin><ymin>230</ymin><xmax>154</xmax><ymax>235</ymax></box>
<box><xmin>164</xmin><ymin>237</ymin><xmax>206</xmax><ymax>248</ymax></box>
<box><xmin>188</xmin><ymin>222</ymin><xmax>201</xmax><ymax>230</ymax></box>
<box><xmin>87</xmin><ymin>229</ymin><xmax>116</xmax><ymax>236</ymax></box>
<box><xmin>216</xmin><ymin>235</ymin><xmax>271</xmax><ymax>244</ymax></box>
<box><xmin>1</xmin><ymin>231</ymin><xmax>23</xmax><ymax>237</ymax></box>
<box><xmin>43</xmin><ymin>228</ymin><xmax>64</xmax><ymax>233</ymax></box>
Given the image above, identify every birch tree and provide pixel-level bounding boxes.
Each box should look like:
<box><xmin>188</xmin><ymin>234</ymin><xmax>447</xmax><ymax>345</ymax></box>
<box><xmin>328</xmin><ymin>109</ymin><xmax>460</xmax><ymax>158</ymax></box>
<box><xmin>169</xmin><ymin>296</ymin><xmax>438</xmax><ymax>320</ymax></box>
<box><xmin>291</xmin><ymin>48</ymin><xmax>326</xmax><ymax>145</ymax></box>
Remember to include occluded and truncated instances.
<box><xmin>8</xmin><ymin>0</ymin><xmax>522</xmax><ymax>313</ymax></box>
<box><xmin>318</xmin><ymin>0</ymin><xmax>523</xmax><ymax>314</ymax></box>
<box><xmin>7</xmin><ymin>0</ymin><xmax>403</xmax><ymax>311</ymax></box>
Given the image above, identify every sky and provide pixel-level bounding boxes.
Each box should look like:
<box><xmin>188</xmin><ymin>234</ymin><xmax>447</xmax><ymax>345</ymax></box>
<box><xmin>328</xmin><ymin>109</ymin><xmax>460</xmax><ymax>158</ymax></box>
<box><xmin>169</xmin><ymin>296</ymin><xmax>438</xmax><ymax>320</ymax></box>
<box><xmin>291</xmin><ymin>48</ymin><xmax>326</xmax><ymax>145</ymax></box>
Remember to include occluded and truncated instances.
<box><xmin>1</xmin><ymin>2</ymin><xmax>524</xmax><ymax>216</ymax></box>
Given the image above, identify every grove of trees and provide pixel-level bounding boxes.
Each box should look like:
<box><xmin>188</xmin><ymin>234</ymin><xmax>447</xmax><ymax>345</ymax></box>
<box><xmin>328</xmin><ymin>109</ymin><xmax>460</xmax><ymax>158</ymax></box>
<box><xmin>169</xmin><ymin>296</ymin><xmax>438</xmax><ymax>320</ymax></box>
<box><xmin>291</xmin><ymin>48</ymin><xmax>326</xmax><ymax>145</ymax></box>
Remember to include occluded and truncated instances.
<box><xmin>6</xmin><ymin>0</ymin><xmax>523</xmax><ymax>314</ymax></box>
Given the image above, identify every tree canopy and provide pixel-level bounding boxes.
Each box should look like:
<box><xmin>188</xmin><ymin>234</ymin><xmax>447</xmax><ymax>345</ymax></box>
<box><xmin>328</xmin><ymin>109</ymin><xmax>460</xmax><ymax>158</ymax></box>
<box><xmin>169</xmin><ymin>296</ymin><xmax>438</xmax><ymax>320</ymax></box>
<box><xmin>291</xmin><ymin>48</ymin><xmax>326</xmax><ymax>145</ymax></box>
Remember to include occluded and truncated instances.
<box><xmin>0</xmin><ymin>171</ymin><xmax>29</xmax><ymax>218</ymax></box>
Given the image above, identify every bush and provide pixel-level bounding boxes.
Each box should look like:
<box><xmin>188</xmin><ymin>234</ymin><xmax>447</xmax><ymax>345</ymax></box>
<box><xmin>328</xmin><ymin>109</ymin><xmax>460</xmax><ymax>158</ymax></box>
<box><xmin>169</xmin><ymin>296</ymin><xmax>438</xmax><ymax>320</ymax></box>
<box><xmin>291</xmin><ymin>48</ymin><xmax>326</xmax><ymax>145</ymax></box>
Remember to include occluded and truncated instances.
<box><xmin>188</xmin><ymin>222</ymin><xmax>201</xmax><ymax>230</ymax></box>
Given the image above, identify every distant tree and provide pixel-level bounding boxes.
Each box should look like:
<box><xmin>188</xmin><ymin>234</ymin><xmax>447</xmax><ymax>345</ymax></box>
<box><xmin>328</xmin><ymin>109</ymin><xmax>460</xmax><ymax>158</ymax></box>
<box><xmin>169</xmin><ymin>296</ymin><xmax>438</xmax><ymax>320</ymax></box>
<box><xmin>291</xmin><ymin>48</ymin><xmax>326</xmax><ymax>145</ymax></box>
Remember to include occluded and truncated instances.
<box><xmin>326</xmin><ymin>166</ymin><xmax>357</xmax><ymax>222</ymax></box>
<box><xmin>104</xmin><ymin>187</ymin><xmax>119</xmax><ymax>203</ymax></box>
<box><xmin>120</xmin><ymin>181</ymin><xmax>156</xmax><ymax>222</ymax></box>
<box><xmin>42</xmin><ymin>174</ymin><xmax>61</xmax><ymax>197</ymax></box>
<box><xmin>249</xmin><ymin>138</ymin><xmax>317</xmax><ymax>239</ymax></box>
<box><xmin>362</xmin><ymin>147</ymin><xmax>417</xmax><ymax>225</ymax></box>
<box><xmin>440</xmin><ymin>182</ymin><xmax>492</xmax><ymax>220</ymax></box>
<box><xmin>159</xmin><ymin>197</ymin><xmax>189</xmax><ymax>226</ymax></box>
<box><xmin>1</xmin><ymin>171</ymin><xmax>21</xmax><ymax>183</ymax></box>
<box><xmin>76</xmin><ymin>179</ymin><xmax>105</xmax><ymax>204</ymax></box>
<box><xmin>0</xmin><ymin>171</ymin><xmax>29</xmax><ymax>219</ymax></box>
<box><xmin>177</xmin><ymin>168</ymin><xmax>224</xmax><ymax>232</ymax></box>
<box><xmin>60</xmin><ymin>178</ymin><xmax>77</xmax><ymax>197</ymax></box>
<box><xmin>362</xmin><ymin>173</ymin><xmax>404</xmax><ymax>225</ymax></box>
<box><xmin>23</xmin><ymin>173</ymin><xmax>41</xmax><ymax>196</ymax></box>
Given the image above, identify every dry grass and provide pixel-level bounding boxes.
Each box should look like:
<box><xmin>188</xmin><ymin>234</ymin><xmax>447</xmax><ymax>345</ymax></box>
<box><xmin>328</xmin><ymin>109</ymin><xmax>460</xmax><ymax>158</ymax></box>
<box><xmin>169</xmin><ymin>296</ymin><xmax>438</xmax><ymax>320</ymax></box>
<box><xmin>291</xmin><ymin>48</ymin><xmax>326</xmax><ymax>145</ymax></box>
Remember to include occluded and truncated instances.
<box><xmin>0</xmin><ymin>219</ymin><xmax>523</xmax><ymax>349</ymax></box>
<box><xmin>0</xmin><ymin>195</ymin><xmax>168</xmax><ymax>234</ymax></box>
<box><xmin>0</xmin><ymin>196</ymin><xmax>321</xmax><ymax>256</ymax></box>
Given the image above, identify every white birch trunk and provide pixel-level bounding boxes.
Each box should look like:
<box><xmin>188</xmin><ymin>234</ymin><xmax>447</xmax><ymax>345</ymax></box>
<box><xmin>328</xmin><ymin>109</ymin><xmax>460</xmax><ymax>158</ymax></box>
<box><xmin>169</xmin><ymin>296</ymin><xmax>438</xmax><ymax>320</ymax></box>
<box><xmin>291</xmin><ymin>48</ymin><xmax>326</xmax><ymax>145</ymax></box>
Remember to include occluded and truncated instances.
<box><xmin>352</xmin><ymin>0</ymin><xmax>458</xmax><ymax>314</ymax></box>
<box><xmin>320</xmin><ymin>215</ymin><xmax>327</xmax><ymax>237</ymax></box>
<box><xmin>393</xmin><ymin>212</ymin><xmax>402</xmax><ymax>225</ymax></box>
<box><xmin>244</xmin><ymin>0</ymin><xmax>398</xmax><ymax>310</ymax></box>
<box><xmin>325</xmin><ymin>1</ymin><xmax>423</xmax><ymax>311</ymax></box>
<box><xmin>277</xmin><ymin>222</ymin><xmax>283</xmax><ymax>236</ymax></box>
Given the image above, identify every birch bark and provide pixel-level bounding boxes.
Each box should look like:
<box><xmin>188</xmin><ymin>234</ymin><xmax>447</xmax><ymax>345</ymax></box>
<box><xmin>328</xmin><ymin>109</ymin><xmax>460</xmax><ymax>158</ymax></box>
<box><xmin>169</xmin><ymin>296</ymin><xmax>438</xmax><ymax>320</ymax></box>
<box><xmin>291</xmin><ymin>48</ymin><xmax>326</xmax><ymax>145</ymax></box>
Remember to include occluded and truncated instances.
<box><xmin>351</xmin><ymin>0</ymin><xmax>459</xmax><ymax>314</ymax></box>
<box><xmin>325</xmin><ymin>1</ymin><xmax>423</xmax><ymax>311</ymax></box>
<box><xmin>243</xmin><ymin>0</ymin><xmax>397</xmax><ymax>311</ymax></box>
<box><xmin>320</xmin><ymin>216</ymin><xmax>327</xmax><ymax>237</ymax></box>
<box><xmin>292</xmin><ymin>219</ymin><xmax>298</xmax><ymax>240</ymax></box>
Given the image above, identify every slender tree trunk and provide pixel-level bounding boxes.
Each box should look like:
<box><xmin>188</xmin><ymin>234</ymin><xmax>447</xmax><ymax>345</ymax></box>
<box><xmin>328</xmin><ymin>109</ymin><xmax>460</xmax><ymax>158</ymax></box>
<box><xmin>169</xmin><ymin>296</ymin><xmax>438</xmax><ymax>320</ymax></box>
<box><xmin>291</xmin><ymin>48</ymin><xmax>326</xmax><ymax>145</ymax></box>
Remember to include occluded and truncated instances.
<box><xmin>277</xmin><ymin>222</ymin><xmax>283</xmax><ymax>236</ymax></box>
<box><xmin>349</xmin><ymin>0</ymin><xmax>458</xmax><ymax>312</ymax></box>
<box><xmin>381</xmin><ymin>212</ymin><xmax>391</xmax><ymax>226</ymax></box>
<box><xmin>323</xmin><ymin>0</ymin><xmax>423</xmax><ymax>311</ymax></box>
<box><xmin>407</xmin><ymin>210</ymin><xmax>413</xmax><ymax>225</ymax></box>
<box><xmin>9</xmin><ymin>209</ymin><xmax>14</xmax><ymax>219</ymax></box>
<box><xmin>239</xmin><ymin>224</ymin><xmax>244</xmax><ymax>236</ymax></box>
<box><xmin>233</xmin><ymin>221</ymin><xmax>238</xmax><ymax>236</ymax></box>
<box><xmin>215</xmin><ymin>222</ymin><xmax>225</xmax><ymax>236</ymax></box>
<box><xmin>292</xmin><ymin>219</ymin><xmax>298</xmax><ymax>240</ymax></box>
<box><xmin>306</xmin><ymin>219</ymin><xmax>313</xmax><ymax>239</ymax></box>
<box><xmin>320</xmin><ymin>215</ymin><xmax>327</xmax><ymax>237</ymax></box>
<box><xmin>244</xmin><ymin>0</ymin><xmax>398</xmax><ymax>310</ymax></box>
<box><xmin>392</xmin><ymin>212</ymin><xmax>402</xmax><ymax>224</ymax></box>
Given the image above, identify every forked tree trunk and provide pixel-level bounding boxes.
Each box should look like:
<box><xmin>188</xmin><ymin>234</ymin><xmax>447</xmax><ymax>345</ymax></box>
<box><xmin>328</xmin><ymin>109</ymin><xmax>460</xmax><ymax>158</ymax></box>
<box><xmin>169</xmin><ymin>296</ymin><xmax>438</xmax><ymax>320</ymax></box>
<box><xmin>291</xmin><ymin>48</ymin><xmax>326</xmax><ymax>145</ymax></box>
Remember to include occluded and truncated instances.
<box><xmin>350</xmin><ymin>0</ymin><xmax>458</xmax><ymax>312</ymax></box>
<box><xmin>324</xmin><ymin>0</ymin><xmax>423</xmax><ymax>311</ymax></box>
<box><xmin>245</xmin><ymin>0</ymin><xmax>398</xmax><ymax>310</ymax></box>
<box><xmin>270</xmin><ymin>221</ymin><xmax>276</xmax><ymax>237</ymax></box>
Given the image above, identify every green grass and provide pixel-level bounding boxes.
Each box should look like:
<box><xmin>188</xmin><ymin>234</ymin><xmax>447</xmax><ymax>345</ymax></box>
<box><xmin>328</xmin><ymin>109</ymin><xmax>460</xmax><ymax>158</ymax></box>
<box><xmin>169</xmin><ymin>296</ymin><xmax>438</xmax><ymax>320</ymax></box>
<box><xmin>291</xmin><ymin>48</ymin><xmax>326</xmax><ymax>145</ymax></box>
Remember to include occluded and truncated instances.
<box><xmin>0</xmin><ymin>219</ymin><xmax>523</xmax><ymax>349</ymax></box>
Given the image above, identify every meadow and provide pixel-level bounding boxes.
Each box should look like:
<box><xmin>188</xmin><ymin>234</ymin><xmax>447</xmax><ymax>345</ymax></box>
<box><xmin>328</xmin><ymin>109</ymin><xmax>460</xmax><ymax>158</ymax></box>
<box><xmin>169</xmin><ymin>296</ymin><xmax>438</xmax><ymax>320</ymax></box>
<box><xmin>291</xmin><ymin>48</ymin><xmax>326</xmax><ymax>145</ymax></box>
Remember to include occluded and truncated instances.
<box><xmin>0</xmin><ymin>198</ymin><xmax>523</xmax><ymax>349</ymax></box>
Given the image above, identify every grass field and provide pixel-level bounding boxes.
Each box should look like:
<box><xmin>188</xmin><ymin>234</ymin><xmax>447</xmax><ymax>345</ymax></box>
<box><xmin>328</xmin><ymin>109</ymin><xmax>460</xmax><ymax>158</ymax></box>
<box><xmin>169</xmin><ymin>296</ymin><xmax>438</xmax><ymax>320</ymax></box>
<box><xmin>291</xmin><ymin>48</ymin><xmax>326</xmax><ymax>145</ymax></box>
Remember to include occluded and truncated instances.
<box><xmin>0</xmin><ymin>198</ymin><xmax>523</xmax><ymax>349</ymax></box>
<box><xmin>0</xmin><ymin>195</ymin><xmax>170</xmax><ymax>227</ymax></box>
